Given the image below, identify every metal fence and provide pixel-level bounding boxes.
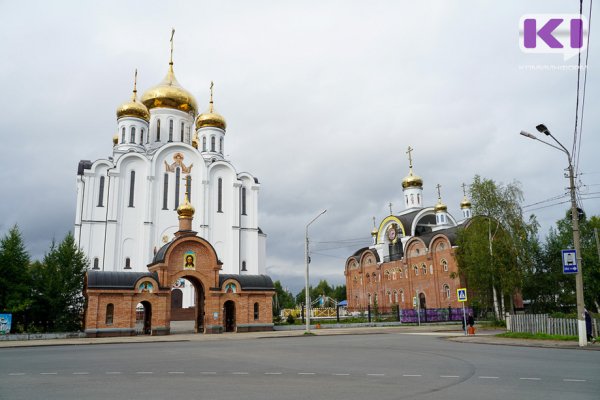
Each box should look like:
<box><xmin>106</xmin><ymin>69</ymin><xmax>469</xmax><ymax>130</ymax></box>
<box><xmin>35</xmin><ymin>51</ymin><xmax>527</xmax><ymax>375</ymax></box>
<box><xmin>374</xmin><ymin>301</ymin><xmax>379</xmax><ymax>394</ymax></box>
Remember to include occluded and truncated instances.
<box><xmin>282</xmin><ymin>306</ymin><xmax>472</xmax><ymax>323</ymax></box>
<box><xmin>508</xmin><ymin>314</ymin><xmax>599</xmax><ymax>337</ymax></box>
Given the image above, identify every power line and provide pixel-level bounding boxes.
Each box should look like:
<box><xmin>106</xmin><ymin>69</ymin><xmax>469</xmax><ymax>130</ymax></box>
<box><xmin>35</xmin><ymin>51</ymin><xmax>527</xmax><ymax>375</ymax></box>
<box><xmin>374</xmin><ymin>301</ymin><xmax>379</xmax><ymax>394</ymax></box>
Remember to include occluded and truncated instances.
<box><xmin>572</xmin><ymin>0</ymin><xmax>584</xmax><ymax>159</ymax></box>
<box><xmin>523</xmin><ymin>193</ymin><xmax>569</xmax><ymax>209</ymax></box>
<box><xmin>575</xmin><ymin>0</ymin><xmax>593</xmax><ymax>175</ymax></box>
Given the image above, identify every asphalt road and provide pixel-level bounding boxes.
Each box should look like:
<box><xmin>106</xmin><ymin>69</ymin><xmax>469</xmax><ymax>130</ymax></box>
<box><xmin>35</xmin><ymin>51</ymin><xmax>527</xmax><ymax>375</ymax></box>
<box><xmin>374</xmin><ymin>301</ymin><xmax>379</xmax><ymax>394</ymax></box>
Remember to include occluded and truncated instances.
<box><xmin>1</xmin><ymin>333</ymin><xmax>598</xmax><ymax>400</ymax></box>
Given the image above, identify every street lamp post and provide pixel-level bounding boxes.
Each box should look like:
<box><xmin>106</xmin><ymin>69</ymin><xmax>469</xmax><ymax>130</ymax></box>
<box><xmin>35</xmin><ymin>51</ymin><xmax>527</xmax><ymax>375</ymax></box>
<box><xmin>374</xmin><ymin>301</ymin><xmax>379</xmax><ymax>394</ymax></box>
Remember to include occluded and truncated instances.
<box><xmin>305</xmin><ymin>209</ymin><xmax>327</xmax><ymax>333</ymax></box>
<box><xmin>520</xmin><ymin>125</ymin><xmax>587</xmax><ymax>347</ymax></box>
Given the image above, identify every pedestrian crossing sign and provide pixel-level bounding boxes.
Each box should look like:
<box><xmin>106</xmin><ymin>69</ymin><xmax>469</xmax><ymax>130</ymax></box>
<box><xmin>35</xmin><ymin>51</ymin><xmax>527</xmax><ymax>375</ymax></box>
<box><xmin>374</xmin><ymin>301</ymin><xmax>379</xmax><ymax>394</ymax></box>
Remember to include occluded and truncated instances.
<box><xmin>457</xmin><ymin>288</ymin><xmax>467</xmax><ymax>302</ymax></box>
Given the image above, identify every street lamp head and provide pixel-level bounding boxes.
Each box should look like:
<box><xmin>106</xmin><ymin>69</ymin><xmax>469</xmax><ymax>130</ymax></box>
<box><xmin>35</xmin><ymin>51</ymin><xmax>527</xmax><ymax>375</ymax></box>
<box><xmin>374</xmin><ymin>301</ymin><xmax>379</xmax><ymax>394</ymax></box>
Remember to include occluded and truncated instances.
<box><xmin>519</xmin><ymin>130</ymin><xmax>537</xmax><ymax>139</ymax></box>
<box><xmin>536</xmin><ymin>124</ymin><xmax>550</xmax><ymax>136</ymax></box>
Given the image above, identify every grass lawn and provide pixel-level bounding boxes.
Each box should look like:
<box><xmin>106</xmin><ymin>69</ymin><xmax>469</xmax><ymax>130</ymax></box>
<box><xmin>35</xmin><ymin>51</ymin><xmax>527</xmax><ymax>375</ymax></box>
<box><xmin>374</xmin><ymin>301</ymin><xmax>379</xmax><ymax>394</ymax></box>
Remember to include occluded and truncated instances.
<box><xmin>496</xmin><ymin>332</ymin><xmax>578</xmax><ymax>341</ymax></box>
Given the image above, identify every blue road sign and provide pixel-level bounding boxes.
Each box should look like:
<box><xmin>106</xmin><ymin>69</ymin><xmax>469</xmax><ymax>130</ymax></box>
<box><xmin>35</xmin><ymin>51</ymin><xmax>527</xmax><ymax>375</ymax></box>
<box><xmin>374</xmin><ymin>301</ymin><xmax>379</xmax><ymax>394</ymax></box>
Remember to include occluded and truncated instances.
<box><xmin>562</xmin><ymin>249</ymin><xmax>578</xmax><ymax>274</ymax></box>
<box><xmin>457</xmin><ymin>288</ymin><xmax>467</xmax><ymax>302</ymax></box>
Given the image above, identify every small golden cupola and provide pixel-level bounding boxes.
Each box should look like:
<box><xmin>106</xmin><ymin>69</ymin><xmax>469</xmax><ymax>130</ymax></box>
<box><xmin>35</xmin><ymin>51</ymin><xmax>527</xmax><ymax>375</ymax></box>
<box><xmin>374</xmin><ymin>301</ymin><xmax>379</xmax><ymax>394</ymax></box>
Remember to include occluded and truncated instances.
<box><xmin>196</xmin><ymin>81</ymin><xmax>227</xmax><ymax>131</ymax></box>
<box><xmin>401</xmin><ymin>146</ymin><xmax>424</xmax><ymax>210</ymax></box>
<box><xmin>176</xmin><ymin>180</ymin><xmax>195</xmax><ymax>234</ymax></box>
<box><xmin>434</xmin><ymin>184</ymin><xmax>449</xmax><ymax>226</ymax></box>
<box><xmin>140</xmin><ymin>30</ymin><xmax>197</xmax><ymax>115</ymax></box>
<box><xmin>460</xmin><ymin>183</ymin><xmax>472</xmax><ymax>218</ymax></box>
<box><xmin>177</xmin><ymin>193</ymin><xmax>195</xmax><ymax>219</ymax></box>
<box><xmin>116</xmin><ymin>69</ymin><xmax>150</xmax><ymax>122</ymax></box>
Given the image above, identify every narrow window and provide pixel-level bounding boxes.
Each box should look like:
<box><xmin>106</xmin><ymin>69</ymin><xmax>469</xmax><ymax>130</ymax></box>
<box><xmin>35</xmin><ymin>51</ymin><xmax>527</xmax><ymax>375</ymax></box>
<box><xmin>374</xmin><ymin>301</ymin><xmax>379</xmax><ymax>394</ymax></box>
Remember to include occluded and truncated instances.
<box><xmin>174</xmin><ymin>168</ymin><xmax>180</xmax><ymax>209</ymax></box>
<box><xmin>130</xmin><ymin>126</ymin><xmax>136</xmax><ymax>143</ymax></box>
<box><xmin>253</xmin><ymin>302</ymin><xmax>259</xmax><ymax>320</ymax></box>
<box><xmin>241</xmin><ymin>261</ymin><xmax>247</xmax><ymax>271</ymax></box>
<box><xmin>443</xmin><ymin>284</ymin><xmax>451</xmax><ymax>299</ymax></box>
<box><xmin>387</xmin><ymin>291</ymin><xmax>392</xmax><ymax>303</ymax></box>
<box><xmin>394</xmin><ymin>290</ymin><xmax>398</xmax><ymax>303</ymax></box>
<box><xmin>186</xmin><ymin>175</ymin><xmax>192</xmax><ymax>202</ymax></box>
<box><xmin>219</xmin><ymin>137</ymin><xmax>224</xmax><ymax>154</ymax></box>
<box><xmin>97</xmin><ymin>176</ymin><xmax>105</xmax><ymax>207</ymax></box>
<box><xmin>125</xmin><ymin>257</ymin><xmax>131</xmax><ymax>269</ymax></box>
<box><xmin>168</xmin><ymin>120</ymin><xmax>173</xmax><ymax>142</ymax></box>
<box><xmin>105</xmin><ymin>304</ymin><xmax>114</xmax><ymax>325</ymax></box>
<box><xmin>422</xmin><ymin>263</ymin><xmax>427</xmax><ymax>275</ymax></box>
<box><xmin>180</xmin><ymin>122</ymin><xmax>184</xmax><ymax>142</ymax></box>
<box><xmin>442</xmin><ymin>259</ymin><xmax>448</xmax><ymax>272</ymax></box>
<box><xmin>187</xmin><ymin>126</ymin><xmax>191</xmax><ymax>143</ymax></box>
<box><xmin>156</xmin><ymin>119</ymin><xmax>161</xmax><ymax>141</ymax></box>
<box><xmin>140</xmin><ymin>128</ymin><xmax>144</xmax><ymax>144</ymax></box>
<box><xmin>128</xmin><ymin>171</ymin><xmax>135</xmax><ymax>207</ymax></box>
<box><xmin>211</xmin><ymin>136</ymin><xmax>216</xmax><ymax>152</ymax></box>
<box><xmin>368</xmin><ymin>293</ymin><xmax>372</xmax><ymax>305</ymax></box>
<box><xmin>217</xmin><ymin>178</ymin><xmax>223</xmax><ymax>212</ymax></box>
<box><xmin>121</xmin><ymin>127</ymin><xmax>126</xmax><ymax>143</ymax></box>
<box><xmin>93</xmin><ymin>257</ymin><xmax>99</xmax><ymax>270</ymax></box>
<box><xmin>145</xmin><ymin>127</ymin><xmax>149</xmax><ymax>144</ymax></box>
<box><xmin>241</xmin><ymin>187</ymin><xmax>247</xmax><ymax>215</ymax></box>
<box><xmin>413</xmin><ymin>265</ymin><xmax>418</xmax><ymax>275</ymax></box>
<box><xmin>162</xmin><ymin>173</ymin><xmax>169</xmax><ymax>210</ymax></box>
<box><xmin>202</xmin><ymin>137</ymin><xmax>206</xmax><ymax>151</ymax></box>
<box><xmin>400</xmin><ymin>290</ymin><xmax>405</xmax><ymax>302</ymax></box>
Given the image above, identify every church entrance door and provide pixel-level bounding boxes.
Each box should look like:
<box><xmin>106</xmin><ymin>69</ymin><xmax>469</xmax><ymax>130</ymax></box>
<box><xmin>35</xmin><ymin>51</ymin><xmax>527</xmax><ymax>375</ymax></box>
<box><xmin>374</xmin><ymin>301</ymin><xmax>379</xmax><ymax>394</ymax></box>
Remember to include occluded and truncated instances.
<box><xmin>170</xmin><ymin>276</ymin><xmax>205</xmax><ymax>334</ymax></box>
<box><xmin>224</xmin><ymin>301</ymin><xmax>236</xmax><ymax>332</ymax></box>
<box><xmin>136</xmin><ymin>301</ymin><xmax>152</xmax><ymax>335</ymax></box>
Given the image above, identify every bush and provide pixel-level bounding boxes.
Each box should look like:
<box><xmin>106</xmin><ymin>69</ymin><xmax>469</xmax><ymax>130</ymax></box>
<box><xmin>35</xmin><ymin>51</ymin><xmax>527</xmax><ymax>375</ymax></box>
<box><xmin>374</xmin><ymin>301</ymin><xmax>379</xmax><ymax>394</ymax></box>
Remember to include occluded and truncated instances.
<box><xmin>286</xmin><ymin>314</ymin><xmax>295</xmax><ymax>324</ymax></box>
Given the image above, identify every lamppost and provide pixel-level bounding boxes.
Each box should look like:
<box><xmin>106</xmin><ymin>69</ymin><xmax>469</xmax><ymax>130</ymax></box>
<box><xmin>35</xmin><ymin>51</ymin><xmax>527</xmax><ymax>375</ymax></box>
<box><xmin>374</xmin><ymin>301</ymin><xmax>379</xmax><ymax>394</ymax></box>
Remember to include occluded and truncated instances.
<box><xmin>305</xmin><ymin>209</ymin><xmax>327</xmax><ymax>332</ymax></box>
<box><xmin>520</xmin><ymin>124</ymin><xmax>586</xmax><ymax>346</ymax></box>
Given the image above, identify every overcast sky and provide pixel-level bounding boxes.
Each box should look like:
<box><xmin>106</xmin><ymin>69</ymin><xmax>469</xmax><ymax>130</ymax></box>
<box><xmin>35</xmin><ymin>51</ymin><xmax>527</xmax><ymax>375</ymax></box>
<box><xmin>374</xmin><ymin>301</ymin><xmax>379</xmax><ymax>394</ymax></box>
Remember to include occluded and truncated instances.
<box><xmin>1</xmin><ymin>1</ymin><xmax>598</xmax><ymax>294</ymax></box>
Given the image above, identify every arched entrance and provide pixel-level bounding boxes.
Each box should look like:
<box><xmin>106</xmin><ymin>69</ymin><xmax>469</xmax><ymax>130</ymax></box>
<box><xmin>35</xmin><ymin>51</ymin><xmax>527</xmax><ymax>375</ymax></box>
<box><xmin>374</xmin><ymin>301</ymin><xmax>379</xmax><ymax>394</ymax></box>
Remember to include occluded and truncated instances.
<box><xmin>224</xmin><ymin>300</ymin><xmax>236</xmax><ymax>332</ymax></box>
<box><xmin>136</xmin><ymin>301</ymin><xmax>152</xmax><ymax>335</ymax></box>
<box><xmin>170</xmin><ymin>276</ymin><xmax>205</xmax><ymax>334</ymax></box>
<box><xmin>419</xmin><ymin>293</ymin><xmax>427</xmax><ymax>310</ymax></box>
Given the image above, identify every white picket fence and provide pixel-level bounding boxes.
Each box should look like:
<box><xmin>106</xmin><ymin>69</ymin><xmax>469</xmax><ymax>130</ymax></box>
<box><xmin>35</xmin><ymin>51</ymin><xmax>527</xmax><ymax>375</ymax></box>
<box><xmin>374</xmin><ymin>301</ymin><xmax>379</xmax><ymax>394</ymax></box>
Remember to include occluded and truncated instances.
<box><xmin>507</xmin><ymin>314</ymin><xmax>598</xmax><ymax>337</ymax></box>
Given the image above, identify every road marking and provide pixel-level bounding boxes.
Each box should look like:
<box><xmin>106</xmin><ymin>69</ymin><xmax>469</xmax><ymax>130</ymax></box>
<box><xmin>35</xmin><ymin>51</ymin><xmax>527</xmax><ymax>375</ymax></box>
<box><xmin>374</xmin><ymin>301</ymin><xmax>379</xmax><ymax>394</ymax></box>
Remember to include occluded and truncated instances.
<box><xmin>563</xmin><ymin>379</ymin><xmax>586</xmax><ymax>382</ymax></box>
<box><xmin>8</xmin><ymin>373</ymin><xmax>25</xmax><ymax>376</ymax></box>
<box><xmin>201</xmin><ymin>372</ymin><xmax>217</xmax><ymax>375</ymax></box>
<box><xmin>168</xmin><ymin>372</ymin><xmax>185</xmax><ymax>374</ymax></box>
<box><xmin>264</xmin><ymin>372</ymin><xmax>282</xmax><ymax>375</ymax></box>
<box><xmin>478</xmin><ymin>376</ymin><xmax>499</xmax><ymax>379</ymax></box>
<box><xmin>403</xmin><ymin>374</ymin><xmax>422</xmax><ymax>377</ymax></box>
<box><xmin>40</xmin><ymin>372</ymin><xmax>57</xmax><ymax>375</ymax></box>
<box><xmin>367</xmin><ymin>373</ymin><xmax>385</xmax><ymax>376</ymax></box>
<box><xmin>136</xmin><ymin>372</ymin><xmax>153</xmax><ymax>374</ymax></box>
<box><xmin>440</xmin><ymin>375</ymin><xmax>460</xmax><ymax>378</ymax></box>
<box><xmin>106</xmin><ymin>372</ymin><xmax>121</xmax><ymax>375</ymax></box>
<box><xmin>73</xmin><ymin>372</ymin><xmax>89</xmax><ymax>375</ymax></box>
<box><xmin>232</xmin><ymin>372</ymin><xmax>249</xmax><ymax>375</ymax></box>
<box><xmin>298</xmin><ymin>372</ymin><xmax>316</xmax><ymax>375</ymax></box>
<box><xmin>333</xmin><ymin>373</ymin><xmax>350</xmax><ymax>376</ymax></box>
<box><xmin>520</xmin><ymin>377</ymin><xmax>541</xmax><ymax>381</ymax></box>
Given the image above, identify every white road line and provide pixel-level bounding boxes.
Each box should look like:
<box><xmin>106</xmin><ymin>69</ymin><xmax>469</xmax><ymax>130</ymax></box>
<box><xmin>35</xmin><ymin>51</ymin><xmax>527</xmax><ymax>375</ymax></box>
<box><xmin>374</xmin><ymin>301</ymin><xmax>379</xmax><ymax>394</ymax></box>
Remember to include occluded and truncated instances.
<box><xmin>136</xmin><ymin>372</ymin><xmax>153</xmax><ymax>374</ymax></box>
<box><xmin>264</xmin><ymin>372</ymin><xmax>282</xmax><ymax>375</ymax></box>
<box><xmin>40</xmin><ymin>372</ymin><xmax>57</xmax><ymax>375</ymax></box>
<box><xmin>440</xmin><ymin>375</ymin><xmax>460</xmax><ymax>378</ymax></box>
<box><xmin>73</xmin><ymin>372</ymin><xmax>89</xmax><ymax>375</ymax></box>
<box><xmin>232</xmin><ymin>372</ymin><xmax>249</xmax><ymax>375</ymax></box>
<box><xmin>403</xmin><ymin>374</ymin><xmax>422</xmax><ymax>377</ymax></box>
<box><xmin>333</xmin><ymin>373</ymin><xmax>350</xmax><ymax>376</ymax></box>
<box><xmin>168</xmin><ymin>372</ymin><xmax>185</xmax><ymax>374</ymax></box>
<box><xmin>201</xmin><ymin>372</ymin><xmax>217</xmax><ymax>375</ymax></box>
<box><xmin>298</xmin><ymin>372</ymin><xmax>316</xmax><ymax>375</ymax></box>
<box><xmin>478</xmin><ymin>376</ymin><xmax>499</xmax><ymax>379</ymax></box>
<box><xmin>563</xmin><ymin>379</ymin><xmax>586</xmax><ymax>382</ymax></box>
<box><xmin>367</xmin><ymin>373</ymin><xmax>385</xmax><ymax>376</ymax></box>
<box><xmin>8</xmin><ymin>373</ymin><xmax>25</xmax><ymax>376</ymax></box>
<box><xmin>520</xmin><ymin>377</ymin><xmax>541</xmax><ymax>381</ymax></box>
<box><xmin>106</xmin><ymin>372</ymin><xmax>121</xmax><ymax>375</ymax></box>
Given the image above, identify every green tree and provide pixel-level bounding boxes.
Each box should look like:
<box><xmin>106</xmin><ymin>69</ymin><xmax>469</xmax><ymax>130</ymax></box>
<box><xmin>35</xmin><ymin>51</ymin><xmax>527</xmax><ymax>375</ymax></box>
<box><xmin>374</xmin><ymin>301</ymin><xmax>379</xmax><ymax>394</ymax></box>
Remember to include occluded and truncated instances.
<box><xmin>0</xmin><ymin>225</ymin><xmax>31</xmax><ymax>314</ymax></box>
<box><xmin>332</xmin><ymin>285</ymin><xmax>346</xmax><ymax>302</ymax></box>
<box><xmin>456</xmin><ymin>176</ymin><xmax>536</xmax><ymax>319</ymax></box>
<box><xmin>272</xmin><ymin>280</ymin><xmax>295</xmax><ymax>315</ymax></box>
<box><xmin>29</xmin><ymin>233</ymin><xmax>88</xmax><ymax>332</ymax></box>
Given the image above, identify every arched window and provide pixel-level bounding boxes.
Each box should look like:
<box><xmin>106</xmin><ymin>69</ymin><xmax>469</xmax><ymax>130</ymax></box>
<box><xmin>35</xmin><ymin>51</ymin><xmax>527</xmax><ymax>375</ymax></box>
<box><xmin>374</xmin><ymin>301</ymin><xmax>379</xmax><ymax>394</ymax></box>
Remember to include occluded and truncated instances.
<box><xmin>422</xmin><ymin>263</ymin><xmax>427</xmax><ymax>275</ymax></box>
<box><xmin>211</xmin><ymin>136</ymin><xmax>216</xmax><ymax>152</ymax></box>
<box><xmin>97</xmin><ymin>176</ymin><xmax>105</xmax><ymax>207</ymax></box>
<box><xmin>366</xmin><ymin>274</ymin><xmax>371</xmax><ymax>283</ymax></box>
<box><xmin>202</xmin><ymin>136</ymin><xmax>206</xmax><ymax>151</ymax></box>
<box><xmin>254</xmin><ymin>302</ymin><xmax>259</xmax><ymax>320</ymax></box>
<box><xmin>125</xmin><ymin>257</ymin><xmax>131</xmax><ymax>269</ymax></box>
<box><xmin>394</xmin><ymin>290</ymin><xmax>398</xmax><ymax>303</ymax></box>
<box><xmin>168</xmin><ymin>120</ymin><xmax>173</xmax><ymax>142</ymax></box>
<box><xmin>400</xmin><ymin>290</ymin><xmax>405</xmax><ymax>302</ymax></box>
<box><xmin>241</xmin><ymin>187</ymin><xmax>247</xmax><ymax>215</ymax></box>
<box><xmin>140</xmin><ymin>128</ymin><xmax>144</xmax><ymax>144</ymax></box>
<box><xmin>368</xmin><ymin>293</ymin><xmax>372</xmax><ymax>305</ymax></box>
<box><xmin>130</xmin><ymin>126</ymin><xmax>136</xmax><ymax>143</ymax></box>
<box><xmin>241</xmin><ymin>261</ymin><xmax>247</xmax><ymax>271</ymax></box>
<box><xmin>374</xmin><ymin>294</ymin><xmax>378</xmax><ymax>305</ymax></box>
<box><xmin>413</xmin><ymin>265</ymin><xmax>419</xmax><ymax>276</ymax></box>
<box><xmin>105</xmin><ymin>304</ymin><xmax>114</xmax><ymax>325</ymax></box>
<box><xmin>162</xmin><ymin>173</ymin><xmax>169</xmax><ymax>210</ymax></box>
<box><xmin>93</xmin><ymin>257</ymin><xmax>99</xmax><ymax>270</ymax></box>
<box><xmin>217</xmin><ymin>178</ymin><xmax>223</xmax><ymax>212</ymax></box>
<box><xmin>174</xmin><ymin>168</ymin><xmax>181</xmax><ymax>209</ymax></box>
<box><xmin>443</xmin><ymin>284</ymin><xmax>451</xmax><ymax>299</ymax></box>
<box><xmin>387</xmin><ymin>291</ymin><xmax>392</xmax><ymax>303</ymax></box>
<box><xmin>156</xmin><ymin>119</ymin><xmax>161</xmax><ymax>141</ymax></box>
<box><xmin>219</xmin><ymin>137</ymin><xmax>224</xmax><ymax>154</ymax></box>
<box><xmin>128</xmin><ymin>171</ymin><xmax>135</xmax><ymax>207</ymax></box>
<box><xmin>121</xmin><ymin>127</ymin><xmax>126</xmax><ymax>143</ymax></box>
<box><xmin>441</xmin><ymin>259</ymin><xmax>448</xmax><ymax>272</ymax></box>
<box><xmin>180</xmin><ymin>122</ymin><xmax>184</xmax><ymax>142</ymax></box>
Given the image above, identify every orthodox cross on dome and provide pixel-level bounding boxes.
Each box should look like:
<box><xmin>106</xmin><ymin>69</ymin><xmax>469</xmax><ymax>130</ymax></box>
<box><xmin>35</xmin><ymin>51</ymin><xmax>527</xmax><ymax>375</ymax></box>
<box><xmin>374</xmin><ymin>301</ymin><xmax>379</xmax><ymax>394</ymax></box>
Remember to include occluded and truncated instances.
<box><xmin>372</xmin><ymin>216</ymin><xmax>376</xmax><ymax>228</ymax></box>
<box><xmin>436</xmin><ymin>183</ymin><xmax>442</xmax><ymax>200</ymax></box>
<box><xmin>461</xmin><ymin>182</ymin><xmax>467</xmax><ymax>196</ymax></box>
<box><xmin>406</xmin><ymin>146</ymin><xmax>414</xmax><ymax>169</ymax></box>
<box><xmin>184</xmin><ymin>174</ymin><xmax>192</xmax><ymax>197</ymax></box>
<box><xmin>169</xmin><ymin>28</ymin><xmax>175</xmax><ymax>65</ymax></box>
<box><xmin>133</xmin><ymin>69</ymin><xmax>138</xmax><ymax>96</ymax></box>
<box><xmin>209</xmin><ymin>81</ymin><xmax>215</xmax><ymax>112</ymax></box>
<box><xmin>388</xmin><ymin>202</ymin><xmax>393</xmax><ymax>215</ymax></box>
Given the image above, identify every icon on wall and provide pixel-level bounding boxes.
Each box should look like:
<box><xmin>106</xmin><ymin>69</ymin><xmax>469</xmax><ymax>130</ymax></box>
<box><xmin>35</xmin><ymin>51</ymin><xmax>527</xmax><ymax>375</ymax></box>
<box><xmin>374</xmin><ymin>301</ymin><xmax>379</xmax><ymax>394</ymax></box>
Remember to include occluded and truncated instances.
<box><xmin>184</xmin><ymin>251</ymin><xmax>196</xmax><ymax>270</ymax></box>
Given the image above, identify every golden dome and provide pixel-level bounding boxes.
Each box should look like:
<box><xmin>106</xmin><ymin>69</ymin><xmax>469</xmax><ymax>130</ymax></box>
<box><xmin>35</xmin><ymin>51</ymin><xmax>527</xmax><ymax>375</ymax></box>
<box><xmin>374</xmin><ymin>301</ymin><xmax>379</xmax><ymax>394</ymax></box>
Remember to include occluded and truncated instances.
<box><xmin>434</xmin><ymin>200</ymin><xmax>448</xmax><ymax>212</ymax></box>
<box><xmin>117</xmin><ymin>70</ymin><xmax>150</xmax><ymax>122</ymax></box>
<box><xmin>141</xmin><ymin>64</ymin><xmax>197</xmax><ymax>114</ymax></box>
<box><xmin>191</xmin><ymin>132</ymin><xmax>199</xmax><ymax>149</ymax></box>
<box><xmin>402</xmin><ymin>168</ymin><xmax>423</xmax><ymax>189</ymax></box>
<box><xmin>460</xmin><ymin>196</ymin><xmax>472</xmax><ymax>209</ymax></box>
<box><xmin>177</xmin><ymin>194</ymin><xmax>195</xmax><ymax>219</ymax></box>
<box><xmin>371</xmin><ymin>227</ymin><xmax>378</xmax><ymax>236</ymax></box>
<box><xmin>113</xmin><ymin>134</ymin><xmax>118</xmax><ymax>146</ymax></box>
<box><xmin>196</xmin><ymin>82</ymin><xmax>226</xmax><ymax>130</ymax></box>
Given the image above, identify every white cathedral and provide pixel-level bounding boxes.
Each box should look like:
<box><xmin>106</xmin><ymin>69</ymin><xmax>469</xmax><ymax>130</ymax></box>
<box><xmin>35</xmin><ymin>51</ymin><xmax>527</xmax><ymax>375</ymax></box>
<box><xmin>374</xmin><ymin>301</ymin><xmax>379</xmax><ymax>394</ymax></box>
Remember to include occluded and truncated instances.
<box><xmin>74</xmin><ymin>42</ymin><xmax>266</xmax><ymax>282</ymax></box>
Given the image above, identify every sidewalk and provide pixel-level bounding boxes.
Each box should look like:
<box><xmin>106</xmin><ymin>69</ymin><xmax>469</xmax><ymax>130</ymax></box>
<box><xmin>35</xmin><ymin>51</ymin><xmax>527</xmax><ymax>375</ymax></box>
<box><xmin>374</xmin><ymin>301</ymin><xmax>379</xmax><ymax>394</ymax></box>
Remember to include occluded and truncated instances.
<box><xmin>1</xmin><ymin>325</ymin><xmax>598</xmax><ymax>350</ymax></box>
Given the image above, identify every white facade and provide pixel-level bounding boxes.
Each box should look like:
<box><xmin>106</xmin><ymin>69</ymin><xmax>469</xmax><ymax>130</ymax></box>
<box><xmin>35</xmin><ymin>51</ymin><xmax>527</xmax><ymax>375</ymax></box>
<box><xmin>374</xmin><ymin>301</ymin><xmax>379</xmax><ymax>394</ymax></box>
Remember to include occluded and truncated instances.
<box><xmin>74</xmin><ymin>63</ymin><xmax>266</xmax><ymax>277</ymax></box>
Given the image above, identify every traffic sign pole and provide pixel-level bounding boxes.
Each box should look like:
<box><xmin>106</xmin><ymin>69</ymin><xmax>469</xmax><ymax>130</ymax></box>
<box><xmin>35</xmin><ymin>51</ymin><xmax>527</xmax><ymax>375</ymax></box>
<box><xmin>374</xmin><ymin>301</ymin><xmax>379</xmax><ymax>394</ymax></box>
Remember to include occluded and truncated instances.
<box><xmin>462</xmin><ymin>302</ymin><xmax>467</xmax><ymax>336</ymax></box>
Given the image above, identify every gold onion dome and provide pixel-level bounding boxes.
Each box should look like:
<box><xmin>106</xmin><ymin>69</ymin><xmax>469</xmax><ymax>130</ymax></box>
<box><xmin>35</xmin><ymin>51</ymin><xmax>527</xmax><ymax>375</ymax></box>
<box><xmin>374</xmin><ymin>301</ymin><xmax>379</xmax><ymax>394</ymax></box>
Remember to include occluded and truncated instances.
<box><xmin>116</xmin><ymin>71</ymin><xmax>150</xmax><ymax>122</ymax></box>
<box><xmin>177</xmin><ymin>194</ymin><xmax>195</xmax><ymax>219</ymax></box>
<box><xmin>402</xmin><ymin>168</ymin><xmax>423</xmax><ymax>189</ymax></box>
<box><xmin>460</xmin><ymin>196</ymin><xmax>472</xmax><ymax>209</ymax></box>
<box><xmin>371</xmin><ymin>227</ymin><xmax>379</xmax><ymax>236</ymax></box>
<box><xmin>435</xmin><ymin>200</ymin><xmax>448</xmax><ymax>212</ymax></box>
<box><xmin>196</xmin><ymin>82</ymin><xmax>226</xmax><ymax>130</ymax></box>
<box><xmin>141</xmin><ymin>63</ymin><xmax>197</xmax><ymax>114</ymax></box>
